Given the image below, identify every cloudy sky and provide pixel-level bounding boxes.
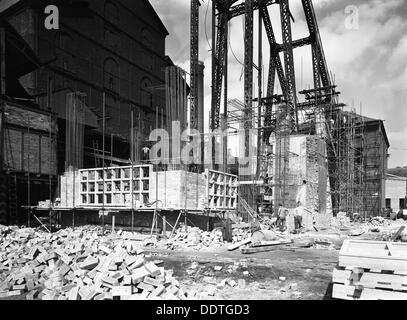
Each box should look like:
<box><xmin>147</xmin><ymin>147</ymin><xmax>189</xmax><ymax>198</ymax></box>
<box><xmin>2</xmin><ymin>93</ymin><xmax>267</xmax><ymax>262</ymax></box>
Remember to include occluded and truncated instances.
<box><xmin>150</xmin><ymin>0</ymin><xmax>407</xmax><ymax>168</ymax></box>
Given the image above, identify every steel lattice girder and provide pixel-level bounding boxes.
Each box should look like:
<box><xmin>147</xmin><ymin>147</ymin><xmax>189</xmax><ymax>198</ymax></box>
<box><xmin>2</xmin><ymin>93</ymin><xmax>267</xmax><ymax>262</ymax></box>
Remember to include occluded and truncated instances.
<box><xmin>229</xmin><ymin>0</ymin><xmax>278</xmax><ymax>18</ymax></box>
<box><xmin>211</xmin><ymin>11</ymin><xmax>228</xmax><ymax>130</ymax></box>
<box><xmin>190</xmin><ymin>0</ymin><xmax>200</xmax><ymax>131</ymax></box>
<box><xmin>261</xmin><ymin>4</ymin><xmax>287</xmax><ymax>98</ymax></box>
<box><xmin>301</xmin><ymin>0</ymin><xmax>331</xmax><ymax>89</ymax></box>
<box><xmin>279</xmin><ymin>0</ymin><xmax>298</xmax><ymax>131</ymax></box>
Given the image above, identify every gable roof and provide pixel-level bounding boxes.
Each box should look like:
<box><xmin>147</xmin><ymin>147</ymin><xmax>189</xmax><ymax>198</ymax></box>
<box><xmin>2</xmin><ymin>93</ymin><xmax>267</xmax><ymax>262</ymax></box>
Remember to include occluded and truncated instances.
<box><xmin>141</xmin><ymin>0</ymin><xmax>169</xmax><ymax>36</ymax></box>
<box><xmin>0</xmin><ymin>0</ymin><xmax>21</xmax><ymax>13</ymax></box>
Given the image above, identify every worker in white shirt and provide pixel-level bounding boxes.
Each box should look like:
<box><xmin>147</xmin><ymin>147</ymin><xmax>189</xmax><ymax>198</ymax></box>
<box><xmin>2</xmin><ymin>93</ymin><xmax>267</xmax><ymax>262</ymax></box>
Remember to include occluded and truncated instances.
<box><xmin>294</xmin><ymin>180</ymin><xmax>307</xmax><ymax>233</ymax></box>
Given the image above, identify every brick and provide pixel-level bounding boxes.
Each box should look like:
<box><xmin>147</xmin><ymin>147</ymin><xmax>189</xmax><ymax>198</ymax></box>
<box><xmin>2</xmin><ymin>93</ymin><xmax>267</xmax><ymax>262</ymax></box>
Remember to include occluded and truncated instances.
<box><xmin>150</xmin><ymin>285</ymin><xmax>165</xmax><ymax>298</ymax></box>
<box><xmin>144</xmin><ymin>262</ymin><xmax>160</xmax><ymax>277</ymax></box>
<box><xmin>104</xmin><ymin>292</ymin><xmax>113</xmax><ymax>300</ymax></box>
<box><xmin>94</xmin><ymin>293</ymin><xmax>105</xmax><ymax>300</ymax></box>
<box><xmin>84</xmin><ymin>288</ymin><xmax>99</xmax><ymax>300</ymax></box>
<box><xmin>131</xmin><ymin>266</ymin><xmax>150</xmax><ymax>284</ymax></box>
<box><xmin>101</xmin><ymin>277</ymin><xmax>119</xmax><ymax>287</ymax></box>
<box><xmin>111</xmin><ymin>286</ymin><xmax>132</xmax><ymax>297</ymax></box>
<box><xmin>80</xmin><ymin>256</ymin><xmax>99</xmax><ymax>270</ymax></box>
<box><xmin>140</xmin><ymin>290</ymin><xmax>150</xmax><ymax>299</ymax></box>
<box><xmin>26</xmin><ymin>290</ymin><xmax>39</xmax><ymax>300</ymax></box>
<box><xmin>165</xmin><ymin>285</ymin><xmax>179</xmax><ymax>296</ymax></box>
<box><xmin>13</xmin><ymin>284</ymin><xmax>26</xmax><ymax>291</ymax></box>
<box><xmin>122</xmin><ymin>275</ymin><xmax>132</xmax><ymax>286</ymax></box>
<box><xmin>143</xmin><ymin>277</ymin><xmax>161</xmax><ymax>287</ymax></box>
<box><xmin>58</xmin><ymin>264</ymin><xmax>71</xmax><ymax>277</ymax></box>
<box><xmin>78</xmin><ymin>287</ymin><xmax>90</xmax><ymax>300</ymax></box>
<box><xmin>7</xmin><ymin>290</ymin><xmax>22</xmax><ymax>297</ymax></box>
<box><xmin>137</xmin><ymin>282</ymin><xmax>155</xmax><ymax>292</ymax></box>
<box><xmin>125</xmin><ymin>256</ymin><xmax>138</xmax><ymax>267</ymax></box>
<box><xmin>99</xmin><ymin>246</ymin><xmax>112</xmax><ymax>255</ymax></box>
<box><xmin>68</xmin><ymin>287</ymin><xmax>79</xmax><ymax>300</ymax></box>
<box><xmin>128</xmin><ymin>257</ymin><xmax>145</xmax><ymax>271</ymax></box>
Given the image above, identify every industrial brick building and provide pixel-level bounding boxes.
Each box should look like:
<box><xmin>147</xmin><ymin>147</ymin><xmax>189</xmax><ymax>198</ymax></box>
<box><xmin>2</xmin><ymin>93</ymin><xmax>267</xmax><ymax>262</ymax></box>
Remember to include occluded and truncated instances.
<box><xmin>0</xmin><ymin>0</ymin><xmax>176</xmax><ymax>224</ymax></box>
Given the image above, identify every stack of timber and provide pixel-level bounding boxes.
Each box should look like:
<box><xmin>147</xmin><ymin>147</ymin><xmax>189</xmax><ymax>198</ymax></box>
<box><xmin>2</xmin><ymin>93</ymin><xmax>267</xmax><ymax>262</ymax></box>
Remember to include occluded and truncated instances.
<box><xmin>0</xmin><ymin>226</ymin><xmax>185</xmax><ymax>300</ymax></box>
<box><xmin>332</xmin><ymin>239</ymin><xmax>407</xmax><ymax>300</ymax></box>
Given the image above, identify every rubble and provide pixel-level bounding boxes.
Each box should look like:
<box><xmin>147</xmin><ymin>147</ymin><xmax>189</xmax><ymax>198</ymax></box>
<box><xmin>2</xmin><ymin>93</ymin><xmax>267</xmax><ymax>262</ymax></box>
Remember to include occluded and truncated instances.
<box><xmin>164</xmin><ymin>226</ymin><xmax>224</xmax><ymax>250</ymax></box>
<box><xmin>0</xmin><ymin>226</ymin><xmax>184</xmax><ymax>300</ymax></box>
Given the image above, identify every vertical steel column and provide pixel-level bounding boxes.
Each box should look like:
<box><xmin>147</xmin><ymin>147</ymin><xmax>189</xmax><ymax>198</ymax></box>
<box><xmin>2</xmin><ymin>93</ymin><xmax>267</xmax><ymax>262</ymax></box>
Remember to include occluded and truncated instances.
<box><xmin>190</xmin><ymin>0</ymin><xmax>200</xmax><ymax>131</ymax></box>
<box><xmin>0</xmin><ymin>27</ymin><xmax>5</xmax><ymax>95</ymax></box>
<box><xmin>279</xmin><ymin>0</ymin><xmax>298</xmax><ymax>131</ymax></box>
<box><xmin>256</xmin><ymin>0</ymin><xmax>263</xmax><ymax>177</ymax></box>
<box><xmin>211</xmin><ymin>1</ymin><xmax>217</xmax><ymax>168</ymax></box>
<box><xmin>243</xmin><ymin>0</ymin><xmax>254</xmax><ymax>159</ymax></box>
<box><xmin>222</xmin><ymin>6</ymin><xmax>229</xmax><ymax>172</ymax></box>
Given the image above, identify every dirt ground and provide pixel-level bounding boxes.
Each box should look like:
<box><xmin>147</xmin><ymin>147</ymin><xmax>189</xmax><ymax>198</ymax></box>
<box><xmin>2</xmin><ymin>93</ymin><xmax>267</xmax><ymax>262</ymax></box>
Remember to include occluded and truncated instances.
<box><xmin>3</xmin><ymin>220</ymin><xmax>403</xmax><ymax>301</ymax></box>
<box><xmin>145</xmin><ymin>245</ymin><xmax>339</xmax><ymax>300</ymax></box>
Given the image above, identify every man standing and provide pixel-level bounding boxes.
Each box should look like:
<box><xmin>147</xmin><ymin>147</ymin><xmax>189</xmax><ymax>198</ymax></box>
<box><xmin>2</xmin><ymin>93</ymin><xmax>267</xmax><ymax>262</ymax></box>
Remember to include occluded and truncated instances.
<box><xmin>294</xmin><ymin>201</ymin><xmax>303</xmax><ymax>233</ymax></box>
<box><xmin>296</xmin><ymin>180</ymin><xmax>307</xmax><ymax>207</ymax></box>
<box><xmin>276</xmin><ymin>204</ymin><xmax>289</xmax><ymax>232</ymax></box>
<box><xmin>294</xmin><ymin>180</ymin><xmax>307</xmax><ymax>233</ymax></box>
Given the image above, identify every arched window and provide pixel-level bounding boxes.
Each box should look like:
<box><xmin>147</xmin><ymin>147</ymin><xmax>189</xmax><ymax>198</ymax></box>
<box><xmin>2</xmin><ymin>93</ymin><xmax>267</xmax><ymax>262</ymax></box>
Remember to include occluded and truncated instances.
<box><xmin>54</xmin><ymin>32</ymin><xmax>76</xmax><ymax>72</ymax></box>
<box><xmin>140</xmin><ymin>77</ymin><xmax>152</xmax><ymax>107</ymax></box>
<box><xmin>104</xmin><ymin>1</ymin><xmax>119</xmax><ymax>23</ymax></box>
<box><xmin>104</xmin><ymin>58</ymin><xmax>120</xmax><ymax>92</ymax></box>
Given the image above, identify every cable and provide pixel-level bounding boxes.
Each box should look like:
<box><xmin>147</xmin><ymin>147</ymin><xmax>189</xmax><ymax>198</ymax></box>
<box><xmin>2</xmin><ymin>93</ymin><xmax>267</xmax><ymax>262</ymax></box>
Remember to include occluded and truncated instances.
<box><xmin>204</xmin><ymin>0</ymin><xmax>212</xmax><ymax>51</ymax></box>
<box><xmin>229</xmin><ymin>21</ymin><xmax>244</xmax><ymax>66</ymax></box>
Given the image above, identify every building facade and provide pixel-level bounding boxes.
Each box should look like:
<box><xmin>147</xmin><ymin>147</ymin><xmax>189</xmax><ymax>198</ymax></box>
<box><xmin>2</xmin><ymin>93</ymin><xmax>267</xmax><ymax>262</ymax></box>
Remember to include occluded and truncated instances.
<box><xmin>1</xmin><ymin>0</ymin><xmax>171</xmax><ymax>170</ymax></box>
<box><xmin>0</xmin><ymin>0</ymin><xmax>173</xmax><ymax>224</ymax></box>
<box><xmin>385</xmin><ymin>174</ymin><xmax>407</xmax><ymax>211</ymax></box>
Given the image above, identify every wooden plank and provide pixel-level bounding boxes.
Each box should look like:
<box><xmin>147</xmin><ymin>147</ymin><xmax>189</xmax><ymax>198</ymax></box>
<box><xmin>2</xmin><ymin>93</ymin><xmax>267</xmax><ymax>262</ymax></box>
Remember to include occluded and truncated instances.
<box><xmin>339</xmin><ymin>255</ymin><xmax>407</xmax><ymax>274</ymax></box>
<box><xmin>333</xmin><ymin>284</ymin><xmax>407</xmax><ymax>300</ymax></box>
<box><xmin>241</xmin><ymin>242</ymin><xmax>292</xmax><ymax>254</ymax></box>
<box><xmin>250</xmin><ymin>240</ymin><xmax>293</xmax><ymax>248</ymax></box>
<box><xmin>227</xmin><ymin>239</ymin><xmax>251</xmax><ymax>251</ymax></box>
<box><xmin>392</xmin><ymin>226</ymin><xmax>406</xmax><ymax>242</ymax></box>
<box><xmin>333</xmin><ymin>267</ymin><xmax>407</xmax><ymax>292</ymax></box>
<box><xmin>339</xmin><ymin>240</ymin><xmax>407</xmax><ymax>273</ymax></box>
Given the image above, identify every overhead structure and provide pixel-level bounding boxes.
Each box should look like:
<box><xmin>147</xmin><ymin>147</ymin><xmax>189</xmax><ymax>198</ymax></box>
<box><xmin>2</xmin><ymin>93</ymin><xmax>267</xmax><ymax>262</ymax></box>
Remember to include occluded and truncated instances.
<box><xmin>190</xmin><ymin>0</ymin><xmax>200</xmax><ymax>131</ymax></box>
<box><xmin>208</xmin><ymin>0</ymin><xmax>345</xmax><ymax>213</ymax></box>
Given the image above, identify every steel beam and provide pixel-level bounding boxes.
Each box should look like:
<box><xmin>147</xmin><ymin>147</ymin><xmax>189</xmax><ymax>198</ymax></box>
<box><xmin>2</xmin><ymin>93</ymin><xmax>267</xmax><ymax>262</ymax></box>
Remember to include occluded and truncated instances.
<box><xmin>190</xmin><ymin>0</ymin><xmax>200</xmax><ymax>131</ymax></box>
<box><xmin>244</xmin><ymin>0</ymin><xmax>254</xmax><ymax>142</ymax></box>
<box><xmin>279</xmin><ymin>0</ymin><xmax>298</xmax><ymax>131</ymax></box>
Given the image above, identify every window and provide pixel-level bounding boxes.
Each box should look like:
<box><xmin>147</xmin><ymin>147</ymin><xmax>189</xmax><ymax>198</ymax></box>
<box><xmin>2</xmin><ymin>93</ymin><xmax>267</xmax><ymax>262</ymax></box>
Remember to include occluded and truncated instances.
<box><xmin>385</xmin><ymin>199</ymin><xmax>391</xmax><ymax>209</ymax></box>
<box><xmin>104</xmin><ymin>1</ymin><xmax>119</xmax><ymax>23</ymax></box>
<box><xmin>140</xmin><ymin>77</ymin><xmax>152</xmax><ymax>107</ymax></box>
<box><xmin>103</xmin><ymin>58</ymin><xmax>120</xmax><ymax>92</ymax></box>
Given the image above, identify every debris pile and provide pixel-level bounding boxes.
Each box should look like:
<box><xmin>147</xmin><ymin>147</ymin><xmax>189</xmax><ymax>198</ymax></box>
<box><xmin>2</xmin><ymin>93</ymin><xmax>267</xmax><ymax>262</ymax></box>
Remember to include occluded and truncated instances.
<box><xmin>313</xmin><ymin>239</ymin><xmax>336</xmax><ymax>250</ymax></box>
<box><xmin>369</xmin><ymin>216</ymin><xmax>390</xmax><ymax>227</ymax></box>
<box><xmin>330</xmin><ymin>212</ymin><xmax>351</xmax><ymax>230</ymax></box>
<box><xmin>0</xmin><ymin>226</ymin><xmax>184</xmax><ymax>300</ymax></box>
<box><xmin>232</xmin><ymin>223</ymin><xmax>251</xmax><ymax>243</ymax></box>
<box><xmin>165</xmin><ymin>227</ymin><xmax>224</xmax><ymax>250</ymax></box>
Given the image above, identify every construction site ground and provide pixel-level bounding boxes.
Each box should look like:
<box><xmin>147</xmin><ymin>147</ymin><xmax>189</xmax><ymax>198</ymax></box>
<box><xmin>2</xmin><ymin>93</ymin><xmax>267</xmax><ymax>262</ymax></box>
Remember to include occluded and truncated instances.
<box><xmin>1</xmin><ymin>216</ymin><xmax>406</xmax><ymax>301</ymax></box>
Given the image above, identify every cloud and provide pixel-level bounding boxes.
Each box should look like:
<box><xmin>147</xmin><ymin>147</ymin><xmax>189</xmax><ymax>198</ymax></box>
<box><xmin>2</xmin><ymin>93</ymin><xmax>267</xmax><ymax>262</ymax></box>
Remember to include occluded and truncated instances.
<box><xmin>150</xmin><ymin>0</ymin><xmax>407</xmax><ymax>167</ymax></box>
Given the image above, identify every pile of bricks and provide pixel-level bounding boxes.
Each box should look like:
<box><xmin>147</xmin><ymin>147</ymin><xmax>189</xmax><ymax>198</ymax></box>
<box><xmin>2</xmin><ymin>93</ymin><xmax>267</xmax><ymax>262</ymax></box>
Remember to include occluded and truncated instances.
<box><xmin>232</xmin><ymin>223</ymin><xmax>251</xmax><ymax>243</ymax></box>
<box><xmin>0</xmin><ymin>226</ymin><xmax>184</xmax><ymax>300</ymax></box>
<box><xmin>165</xmin><ymin>227</ymin><xmax>224</xmax><ymax>250</ymax></box>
